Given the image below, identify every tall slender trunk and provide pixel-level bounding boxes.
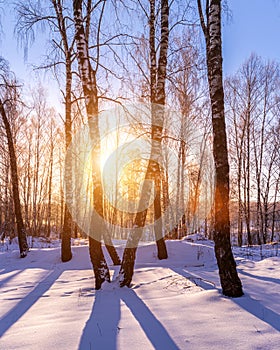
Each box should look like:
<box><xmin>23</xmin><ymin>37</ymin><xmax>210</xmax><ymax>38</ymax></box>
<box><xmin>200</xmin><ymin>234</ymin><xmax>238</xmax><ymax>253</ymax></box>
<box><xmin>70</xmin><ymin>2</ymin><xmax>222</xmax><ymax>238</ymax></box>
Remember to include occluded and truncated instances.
<box><xmin>263</xmin><ymin>146</ymin><xmax>277</xmax><ymax>243</ymax></box>
<box><xmin>61</xmin><ymin>63</ymin><xmax>73</xmax><ymax>262</ymax></box>
<box><xmin>180</xmin><ymin>137</ymin><xmax>186</xmax><ymax>236</ymax></box>
<box><xmin>149</xmin><ymin>0</ymin><xmax>168</xmax><ymax>259</ymax></box>
<box><xmin>162</xmin><ymin>157</ymin><xmax>172</xmax><ymax>232</ymax></box>
<box><xmin>232</xmin><ymin>104</ymin><xmax>246</xmax><ymax>247</ymax></box>
<box><xmin>47</xmin><ymin>123</ymin><xmax>54</xmax><ymax>237</ymax></box>
<box><xmin>119</xmin><ymin>144</ymin><xmax>165</xmax><ymax>287</ymax></box>
<box><xmin>245</xmin><ymin>105</ymin><xmax>252</xmax><ymax>245</ymax></box>
<box><xmin>51</xmin><ymin>0</ymin><xmax>73</xmax><ymax>261</ymax></box>
<box><xmin>119</xmin><ymin>0</ymin><xmax>169</xmax><ymax>287</ymax></box>
<box><xmin>237</xmin><ymin>147</ymin><xmax>243</xmax><ymax>246</ymax></box>
<box><xmin>23</xmin><ymin>133</ymin><xmax>32</xmax><ymax>234</ymax></box>
<box><xmin>237</xmin><ymin>130</ymin><xmax>244</xmax><ymax>247</ymax></box>
<box><xmin>175</xmin><ymin>136</ymin><xmax>182</xmax><ymax>227</ymax></box>
<box><xmin>197</xmin><ymin>0</ymin><xmax>243</xmax><ymax>297</ymax></box>
<box><xmin>271</xmin><ymin>171</ymin><xmax>280</xmax><ymax>242</ymax></box>
<box><xmin>73</xmin><ymin>0</ymin><xmax>120</xmax><ymax>288</ymax></box>
<box><xmin>31</xmin><ymin>115</ymin><xmax>41</xmax><ymax>241</ymax></box>
<box><xmin>0</xmin><ymin>98</ymin><xmax>28</xmax><ymax>257</ymax></box>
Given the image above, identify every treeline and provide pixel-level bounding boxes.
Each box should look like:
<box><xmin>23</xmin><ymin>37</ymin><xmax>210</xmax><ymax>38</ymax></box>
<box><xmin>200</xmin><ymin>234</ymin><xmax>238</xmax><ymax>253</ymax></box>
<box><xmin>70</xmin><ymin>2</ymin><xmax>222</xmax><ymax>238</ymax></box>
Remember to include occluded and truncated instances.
<box><xmin>226</xmin><ymin>54</ymin><xmax>280</xmax><ymax>245</ymax></box>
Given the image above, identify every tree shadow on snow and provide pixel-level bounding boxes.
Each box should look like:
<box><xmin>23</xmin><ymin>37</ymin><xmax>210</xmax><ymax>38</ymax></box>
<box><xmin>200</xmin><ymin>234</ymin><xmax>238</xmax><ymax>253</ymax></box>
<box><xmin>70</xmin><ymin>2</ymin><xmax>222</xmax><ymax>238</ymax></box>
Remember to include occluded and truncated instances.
<box><xmin>0</xmin><ymin>270</ymin><xmax>23</xmax><ymax>289</ymax></box>
<box><xmin>234</xmin><ymin>268</ymin><xmax>280</xmax><ymax>332</ymax></box>
<box><xmin>0</xmin><ymin>246</ymin><xmax>90</xmax><ymax>338</ymax></box>
<box><xmin>0</xmin><ymin>268</ymin><xmax>62</xmax><ymax>338</ymax></box>
<box><xmin>78</xmin><ymin>286</ymin><xmax>180</xmax><ymax>350</ymax></box>
<box><xmin>238</xmin><ymin>269</ymin><xmax>280</xmax><ymax>285</ymax></box>
<box><xmin>78</xmin><ymin>289</ymin><xmax>120</xmax><ymax>350</ymax></box>
<box><xmin>234</xmin><ymin>294</ymin><xmax>280</xmax><ymax>332</ymax></box>
<box><xmin>171</xmin><ymin>264</ymin><xmax>280</xmax><ymax>333</ymax></box>
<box><xmin>175</xmin><ymin>266</ymin><xmax>280</xmax><ymax>332</ymax></box>
<box><xmin>169</xmin><ymin>265</ymin><xmax>219</xmax><ymax>291</ymax></box>
<box><xmin>167</xmin><ymin>264</ymin><xmax>280</xmax><ymax>333</ymax></box>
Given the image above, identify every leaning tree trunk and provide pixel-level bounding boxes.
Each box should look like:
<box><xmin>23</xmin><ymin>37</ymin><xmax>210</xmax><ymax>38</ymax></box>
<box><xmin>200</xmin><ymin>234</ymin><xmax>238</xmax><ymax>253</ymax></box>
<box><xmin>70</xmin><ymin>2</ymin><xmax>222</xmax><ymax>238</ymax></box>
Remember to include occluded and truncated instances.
<box><xmin>0</xmin><ymin>98</ymin><xmax>28</xmax><ymax>257</ymax></box>
<box><xmin>73</xmin><ymin>0</ymin><xmax>120</xmax><ymax>289</ymax></box>
<box><xmin>119</xmin><ymin>0</ymin><xmax>169</xmax><ymax>287</ymax></box>
<box><xmin>119</xmin><ymin>154</ymin><xmax>163</xmax><ymax>287</ymax></box>
<box><xmin>197</xmin><ymin>0</ymin><xmax>243</xmax><ymax>297</ymax></box>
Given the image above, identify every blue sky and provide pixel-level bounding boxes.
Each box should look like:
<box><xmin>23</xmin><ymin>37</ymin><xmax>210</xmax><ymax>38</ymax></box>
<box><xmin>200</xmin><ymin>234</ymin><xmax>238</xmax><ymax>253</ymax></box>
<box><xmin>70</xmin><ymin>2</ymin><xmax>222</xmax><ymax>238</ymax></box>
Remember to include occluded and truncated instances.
<box><xmin>1</xmin><ymin>0</ymin><xmax>280</xmax><ymax>83</ymax></box>
<box><xmin>223</xmin><ymin>0</ymin><xmax>280</xmax><ymax>74</ymax></box>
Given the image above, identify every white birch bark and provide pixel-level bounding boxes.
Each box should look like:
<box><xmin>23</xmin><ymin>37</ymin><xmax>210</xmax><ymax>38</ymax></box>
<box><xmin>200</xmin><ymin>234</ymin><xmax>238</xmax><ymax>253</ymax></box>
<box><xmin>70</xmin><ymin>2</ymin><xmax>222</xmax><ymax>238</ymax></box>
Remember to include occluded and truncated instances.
<box><xmin>197</xmin><ymin>0</ymin><xmax>243</xmax><ymax>297</ymax></box>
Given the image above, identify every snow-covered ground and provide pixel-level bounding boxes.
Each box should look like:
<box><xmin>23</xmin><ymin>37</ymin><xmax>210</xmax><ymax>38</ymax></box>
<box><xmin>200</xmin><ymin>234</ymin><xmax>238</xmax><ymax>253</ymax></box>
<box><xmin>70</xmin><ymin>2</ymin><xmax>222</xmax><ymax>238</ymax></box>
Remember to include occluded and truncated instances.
<box><xmin>0</xmin><ymin>238</ymin><xmax>279</xmax><ymax>349</ymax></box>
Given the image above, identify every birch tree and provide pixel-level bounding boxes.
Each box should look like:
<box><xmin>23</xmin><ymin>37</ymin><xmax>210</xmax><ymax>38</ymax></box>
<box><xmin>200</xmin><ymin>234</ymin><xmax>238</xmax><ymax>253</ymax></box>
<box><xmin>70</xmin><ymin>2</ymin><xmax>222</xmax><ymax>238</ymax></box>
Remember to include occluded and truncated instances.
<box><xmin>15</xmin><ymin>0</ymin><xmax>75</xmax><ymax>260</ymax></box>
<box><xmin>168</xmin><ymin>27</ymin><xmax>209</xmax><ymax>236</ymax></box>
<box><xmin>197</xmin><ymin>0</ymin><xmax>243</xmax><ymax>297</ymax></box>
<box><xmin>118</xmin><ymin>0</ymin><xmax>169</xmax><ymax>287</ymax></box>
<box><xmin>0</xmin><ymin>61</ymin><xmax>29</xmax><ymax>257</ymax></box>
<box><xmin>51</xmin><ymin>0</ymin><xmax>74</xmax><ymax>262</ymax></box>
<box><xmin>251</xmin><ymin>59</ymin><xmax>280</xmax><ymax>244</ymax></box>
<box><xmin>226</xmin><ymin>55</ymin><xmax>280</xmax><ymax>245</ymax></box>
<box><xmin>270</xmin><ymin>118</ymin><xmax>280</xmax><ymax>241</ymax></box>
<box><xmin>73</xmin><ymin>0</ymin><xmax>121</xmax><ymax>289</ymax></box>
<box><xmin>148</xmin><ymin>0</ymin><xmax>168</xmax><ymax>260</ymax></box>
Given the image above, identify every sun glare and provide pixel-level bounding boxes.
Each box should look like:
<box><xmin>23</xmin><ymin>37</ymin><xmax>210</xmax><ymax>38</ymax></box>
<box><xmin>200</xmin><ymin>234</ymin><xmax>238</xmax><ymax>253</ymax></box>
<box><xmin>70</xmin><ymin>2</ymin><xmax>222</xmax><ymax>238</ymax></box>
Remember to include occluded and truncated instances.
<box><xmin>99</xmin><ymin>127</ymin><xmax>155</xmax><ymax>214</ymax></box>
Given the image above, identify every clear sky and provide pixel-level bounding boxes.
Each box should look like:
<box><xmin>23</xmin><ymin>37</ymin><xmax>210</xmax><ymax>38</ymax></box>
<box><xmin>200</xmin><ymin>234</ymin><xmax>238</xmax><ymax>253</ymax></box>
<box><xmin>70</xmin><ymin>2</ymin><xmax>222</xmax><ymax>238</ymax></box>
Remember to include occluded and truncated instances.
<box><xmin>223</xmin><ymin>0</ymin><xmax>280</xmax><ymax>74</ymax></box>
<box><xmin>1</xmin><ymin>0</ymin><xmax>280</xmax><ymax>84</ymax></box>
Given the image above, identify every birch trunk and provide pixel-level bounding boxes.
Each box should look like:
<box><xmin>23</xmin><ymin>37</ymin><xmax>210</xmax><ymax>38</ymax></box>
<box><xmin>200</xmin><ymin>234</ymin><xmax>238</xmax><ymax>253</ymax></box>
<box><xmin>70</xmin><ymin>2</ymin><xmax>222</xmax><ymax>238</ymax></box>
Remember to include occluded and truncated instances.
<box><xmin>73</xmin><ymin>0</ymin><xmax>120</xmax><ymax>288</ymax></box>
<box><xmin>245</xmin><ymin>105</ymin><xmax>252</xmax><ymax>245</ymax></box>
<box><xmin>154</xmin><ymin>0</ymin><xmax>168</xmax><ymax>259</ymax></box>
<box><xmin>197</xmin><ymin>0</ymin><xmax>243</xmax><ymax>297</ymax></box>
<box><xmin>61</xmin><ymin>61</ymin><xmax>73</xmax><ymax>261</ymax></box>
<box><xmin>119</xmin><ymin>0</ymin><xmax>169</xmax><ymax>287</ymax></box>
<box><xmin>0</xmin><ymin>98</ymin><xmax>28</xmax><ymax>257</ymax></box>
<box><xmin>47</xmin><ymin>121</ymin><xmax>54</xmax><ymax>237</ymax></box>
<box><xmin>51</xmin><ymin>0</ymin><xmax>73</xmax><ymax>261</ymax></box>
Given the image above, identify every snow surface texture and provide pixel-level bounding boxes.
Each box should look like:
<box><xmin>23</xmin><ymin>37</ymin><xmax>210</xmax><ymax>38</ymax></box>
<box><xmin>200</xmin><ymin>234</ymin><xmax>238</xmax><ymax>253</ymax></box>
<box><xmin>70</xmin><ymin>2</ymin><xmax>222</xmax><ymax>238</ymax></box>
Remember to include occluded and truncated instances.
<box><xmin>0</xmin><ymin>239</ymin><xmax>279</xmax><ymax>349</ymax></box>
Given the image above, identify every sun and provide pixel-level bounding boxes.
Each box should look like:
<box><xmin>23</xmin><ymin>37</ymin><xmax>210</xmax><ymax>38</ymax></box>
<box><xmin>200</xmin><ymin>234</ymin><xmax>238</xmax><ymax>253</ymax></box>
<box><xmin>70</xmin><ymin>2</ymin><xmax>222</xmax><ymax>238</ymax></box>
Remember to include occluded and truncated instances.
<box><xmin>99</xmin><ymin>127</ymin><xmax>154</xmax><ymax>214</ymax></box>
